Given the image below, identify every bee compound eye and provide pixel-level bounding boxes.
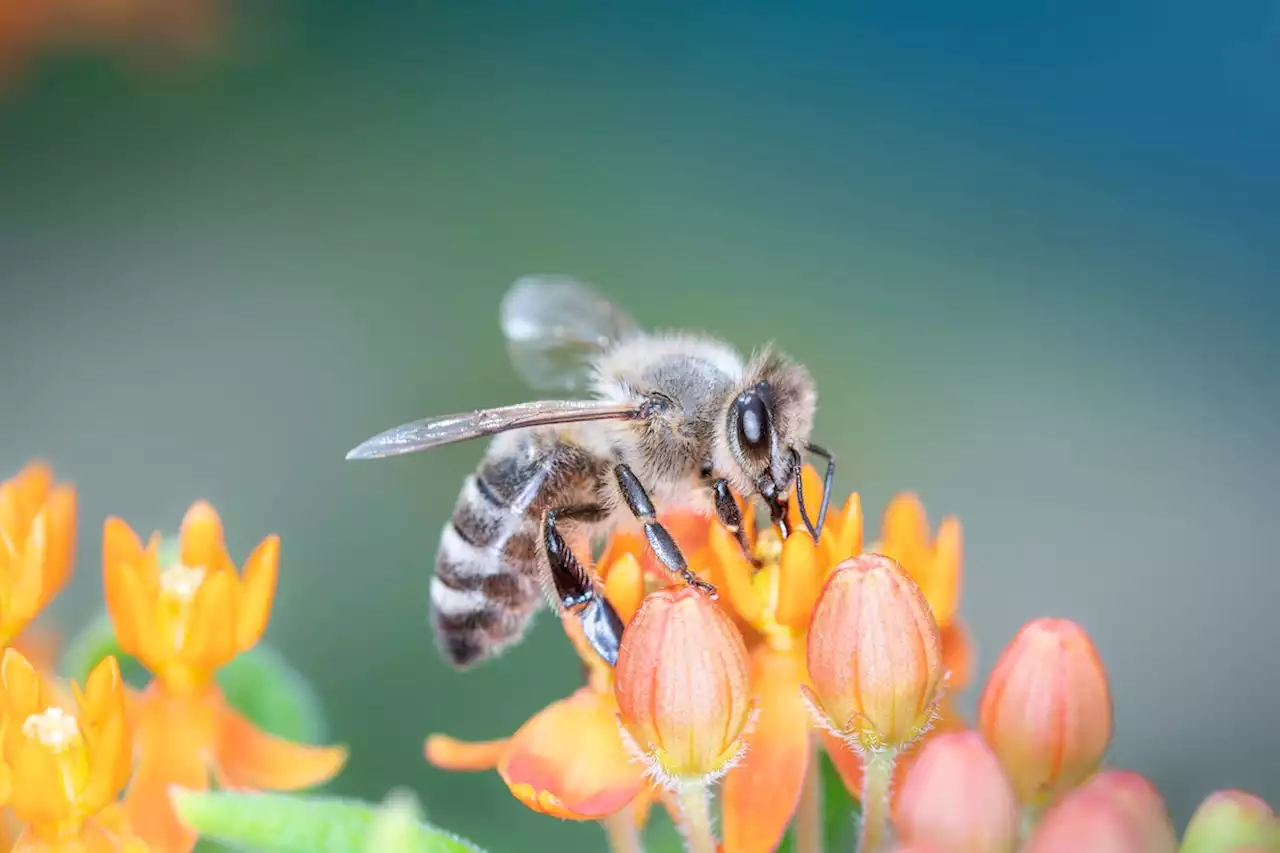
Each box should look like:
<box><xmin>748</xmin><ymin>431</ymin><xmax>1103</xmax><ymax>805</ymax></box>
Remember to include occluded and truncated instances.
<box><xmin>736</xmin><ymin>393</ymin><xmax>770</xmax><ymax>450</ymax></box>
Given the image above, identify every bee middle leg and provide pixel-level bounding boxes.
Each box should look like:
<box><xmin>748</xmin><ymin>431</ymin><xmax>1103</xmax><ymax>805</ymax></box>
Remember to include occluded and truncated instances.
<box><xmin>614</xmin><ymin>463</ymin><xmax>718</xmax><ymax>597</ymax></box>
<box><xmin>542</xmin><ymin>504</ymin><xmax>625</xmax><ymax>666</ymax></box>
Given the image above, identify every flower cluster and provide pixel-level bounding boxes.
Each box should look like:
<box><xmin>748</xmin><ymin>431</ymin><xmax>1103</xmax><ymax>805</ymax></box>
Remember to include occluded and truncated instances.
<box><xmin>425</xmin><ymin>466</ymin><xmax>1279</xmax><ymax>853</ymax></box>
<box><xmin>2</xmin><ymin>451</ymin><xmax>1275</xmax><ymax>853</ymax></box>
<box><xmin>0</xmin><ymin>460</ymin><xmax>348</xmax><ymax>853</ymax></box>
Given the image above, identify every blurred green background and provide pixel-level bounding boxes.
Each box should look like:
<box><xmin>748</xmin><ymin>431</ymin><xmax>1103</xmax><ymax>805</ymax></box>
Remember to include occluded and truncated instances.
<box><xmin>2</xmin><ymin>2</ymin><xmax>1277</xmax><ymax>850</ymax></box>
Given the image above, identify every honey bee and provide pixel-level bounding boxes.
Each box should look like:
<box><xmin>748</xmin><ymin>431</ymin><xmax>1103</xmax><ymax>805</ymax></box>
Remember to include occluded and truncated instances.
<box><xmin>345</xmin><ymin>275</ymin><xmax>835</xmax><ymax>670</ymax></box>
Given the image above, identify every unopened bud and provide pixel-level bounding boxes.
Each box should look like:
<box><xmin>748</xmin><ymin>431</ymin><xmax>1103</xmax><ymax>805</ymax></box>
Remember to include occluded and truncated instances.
<box><xmin>977</xmin><ymin>617</ymin><xmax>1112</xmax><ymax>806</ymax></box>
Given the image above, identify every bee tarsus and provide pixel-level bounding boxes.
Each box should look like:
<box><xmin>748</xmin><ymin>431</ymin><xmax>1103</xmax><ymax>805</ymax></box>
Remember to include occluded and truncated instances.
<box><xmin>541</xmin><ymin>504</ymin><xmax>624</xmax><ymax>664</ymax></box>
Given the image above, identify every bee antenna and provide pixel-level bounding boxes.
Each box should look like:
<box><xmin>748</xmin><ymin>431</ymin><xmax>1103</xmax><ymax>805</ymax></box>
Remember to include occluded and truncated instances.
<box><xmin>795</xmin><ymin>443</ymin><xmax>835</xmax><ymax>541</ymax></box>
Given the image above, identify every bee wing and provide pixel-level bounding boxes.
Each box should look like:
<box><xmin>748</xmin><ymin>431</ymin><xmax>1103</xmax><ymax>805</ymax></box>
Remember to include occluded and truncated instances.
<box><xmin>499</xmin><ymin>275</ymin><xmax>643</xmax><ymax>391</ymax></box>
<box><xmin>345</xmin><ymin>398</ymin><xmax>640</xmax><ymax>460</ymax></box>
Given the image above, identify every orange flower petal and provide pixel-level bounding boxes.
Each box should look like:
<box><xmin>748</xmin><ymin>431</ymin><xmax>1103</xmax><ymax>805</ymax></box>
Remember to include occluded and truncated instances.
<box><xmin>183</xmin><ymin>567</ymin><xmax>238</xmax><ymax>671</ymax></box>
<box><xmin>941</xmin><ymin>620</ymin><xmax>975</xmax><ymax>693</ymax></box>
<box><xmin>126</xmin><ymin>735</ymin><xmax>209</xmax><ymax>853</ymax></box>
<box><xmin>928</xmin><ymin>517</ymin><xmax>962</xmax><ymax>624</ymax></box>
<box><xmin>602</xmin><ymin>552</ymin><xmax>644</xmax><ymax>624</ymax></box>
<box><xmin>13</xmin><ymin>461</ymin><xmax>53</xmax><ymax>512</ymax></box>
<box><xmin>81</xmin><ymin>711</ymin><xmax>129</xmax><ymax>815</ymax></box>
<box><xmin>0</xmin><ymin>647</ymin><xmax>45</xmax><ymax>721</ymax></box>
<box><xmin>102</xmin><ymin>518</ymin><xmax>151</xmax><ymax>658</ymax></box>
<box><xmin>774</xmin><ymin>533</ymin><xmax>820</xmax><ymax>632</ymax></box>
<box><xmin>497</xmin><ymin>688</ymin><xmax>645</xmax><ymax>821</ymax></box>
<box><xmin>179</xmin><ymin>500</ymin><xmax>228</xmax><ymax>572</ymax></box>
<box><xmin>708</xmin><ymin>522</ymin><xmax>764</xmax><ymax>625</ymax></box>
<box><xmin>723</xmin><ymin>648</ymin><xmax>812</xmax><ymax>853</ymax></box>
<box><xmin>880</xmin><ymin>492</ymin><xmax>929</xmax><ymax>553</ymax></box>
<box><xmin>6</xmin><ymin>507</ymin><xmax>47</xmax><ymax>627</ymax></box>
<box><xmin>41</xmin><ymin>483</ymin><xmax>77</xmax><ymax>601</ymax></box>
<box><xmin>819</xmin><ymin>492</ymin><xmax>864</xmax><ymax>570</ymax></box>
<box><xmin>214</xmin><ymin>704</ymin><xmax>348</xmax><ymax>791</ymax></box>
<box><xmin>235</xmin><ymin>535</ymin><xmax>279</xmax><ymax>652</ymax></box>
<box><xmin>424</xmin><ymin>734</ymin><xmax>509</xmax><ymax>771</ymax></box>
<box><xmin>596</xmin><ymin>529</ymin><xmax>647</xmax><ymax>581</ymax></box>
<box><xmin>8</xmin><ymin>734</ymin><xmax>72</xmax><ymax>826</ymax></box>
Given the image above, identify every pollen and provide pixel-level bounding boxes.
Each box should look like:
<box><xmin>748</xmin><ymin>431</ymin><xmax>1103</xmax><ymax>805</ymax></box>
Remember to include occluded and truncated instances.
<box><xmin>23</xmin><ymin>706</ymin><xmax>82</xmax><ymax>752</ymax></box>
<box><xmin>160</xmin><ymin>562</ymin><xmax>207</xmax><ymax>601</ymax></box>
<box><xmin>752</xmin><ymin>527</ymin><xmax>784</xmax><ymax>568</ymax></box>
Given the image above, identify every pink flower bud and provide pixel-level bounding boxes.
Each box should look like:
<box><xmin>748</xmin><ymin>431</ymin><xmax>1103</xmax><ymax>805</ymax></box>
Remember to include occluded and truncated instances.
<box><xmin>977</xmin><ymin>617</ymin><xmax>1112</xmax><ymax>805</ymax></box>
<box><xmin>614</xmin><ymin>585</ymin><xmax>753</xmax><ymax>785</ymax></box>
<box><xmin>804</xmin><ymin>554</ymin><xmax>943</xmax><ymax>751</ymax></box>
<box><xmin>892</xmin><ymin>731</ymin><xmax>1020</xmax><ymax>853</ymax></box>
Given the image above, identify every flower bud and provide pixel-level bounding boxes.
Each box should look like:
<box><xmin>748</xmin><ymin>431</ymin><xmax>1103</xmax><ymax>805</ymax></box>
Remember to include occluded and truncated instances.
<box><xmin>977</xmin><ymin>617</ymin><xmax>1112</xmax><ymax>806</ymax></box>
<box><xmin>1078</xmin><ymin>771</ymin><xmax>1177</xmax><ymax>853</ymax></box>
<box><xmin>891</xmin><ymin>731</ymin><xmax>1019</xmax><ymax>853</ymax></box>
<box><xmin>614</xmin><ymin>585</ymin><xmax>752</xmax><ymax>785</ymax></box>
<box><xmin>803</xmin><ymin>554</ymin><xmax>943</xmax><ymax>751</ymax></box>
<box><xmin>1179</xmin><ymin>790</ymin><xmax>1279</xmax><ymax>853</ymax></box>
<box><xmin>1025</xmin><ymin>782</ymin><xmax>1146</xmax><ymax>853</ymax></box>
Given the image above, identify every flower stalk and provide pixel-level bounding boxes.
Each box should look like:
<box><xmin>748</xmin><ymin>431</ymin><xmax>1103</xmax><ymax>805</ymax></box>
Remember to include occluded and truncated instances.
<box><xmin>675</xmin><ymin>781</ymin><xmax>718</xmax><ymax>853</ymax></box>
<box><xmin>858</xmin><ymin>748</ymin><xmax>898</xmax><ymax>853</ymax></box>
<box><xmin>601</xmin><ymin>810</ymin><xmax>644</xmax><ymax>853</ymax></box>
<box><xmin>794</xmin><ymin>738</ymin><xmax>824</xmax><ymax>853</ymax></box>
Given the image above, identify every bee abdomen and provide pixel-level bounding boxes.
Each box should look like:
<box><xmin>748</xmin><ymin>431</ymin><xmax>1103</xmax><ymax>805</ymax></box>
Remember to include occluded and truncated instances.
<box><xmin>430</xmin><ymin>473</ymin><xmax>545</xmax><ymax>668</ymax></box>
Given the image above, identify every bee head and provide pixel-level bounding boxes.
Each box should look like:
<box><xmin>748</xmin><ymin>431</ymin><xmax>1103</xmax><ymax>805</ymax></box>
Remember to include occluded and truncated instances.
<box><xmin>716</xmin><ymin>347</ymin><xmax>818</xmax><ymax>523</ymax></box>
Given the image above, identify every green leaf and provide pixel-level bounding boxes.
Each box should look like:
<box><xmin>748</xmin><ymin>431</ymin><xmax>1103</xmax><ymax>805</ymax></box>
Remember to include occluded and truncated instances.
<box><xmin>59</xmin><ymin>609</ymin><xmax>328</xmax><ymax>744</ymax></box>
<box><xmin>171</xmin><ymin>789</ymin><xmax>488</xmax><ymax>853</ymax></box>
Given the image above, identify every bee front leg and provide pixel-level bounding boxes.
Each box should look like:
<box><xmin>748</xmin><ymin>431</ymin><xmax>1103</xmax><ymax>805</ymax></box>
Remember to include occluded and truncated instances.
<box><xmin>542</xmin><ymin>505</ymin><xmax>625</xmax><ymax>666</ymax></box>
<box><xmin>614</xmin><ymin>463</ymin><xmax>718</xmax><ymax>598</ymax></box>
<box><xmin>703</xmin><ymin>470</ymin><xmax>752</xmax><ymax>557</ymax></box>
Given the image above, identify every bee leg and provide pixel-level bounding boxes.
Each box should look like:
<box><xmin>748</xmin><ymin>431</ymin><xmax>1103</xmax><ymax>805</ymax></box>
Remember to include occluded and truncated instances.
<box><xmin>614</xmin><ymin>463</ymin><xmax>719</xmax><ymax>598</ymax></box>
<box><xmin>542</xmin><ymin>504</ymin><xmax>624</xmax><ymax>666</ymax></box>
<box><xmin>709</xmin><ymin>476</ymin><xmax>752</xmax><ymax>557</ymax></box>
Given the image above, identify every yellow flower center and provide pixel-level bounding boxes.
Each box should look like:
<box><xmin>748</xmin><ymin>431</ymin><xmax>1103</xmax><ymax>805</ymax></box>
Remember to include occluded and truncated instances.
<box><xmin>160</xmin><ymin>562</ymin><xmax>206</xmax><ymax>650</ymax></box>
<box><xmin>749</xmin><ymin>528</ymin><xmax>795</xmax><ymax>651</ymax></box>
<box><xmin>23</xmin><ymin>707</ymin><xmax>91</xmax><ymax>818</ymax></box>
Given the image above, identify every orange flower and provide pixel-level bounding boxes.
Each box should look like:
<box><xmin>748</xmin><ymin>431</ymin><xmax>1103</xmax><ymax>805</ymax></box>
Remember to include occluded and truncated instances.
<box><xmin>102</xmin><ymin>501</ymin><xmax>347</xmax><ymax>853</ymax></box>
<box><xmin>804</xmin><ymin>554</ymin><xmax>943</xmax><ymax>752</ymax></box>
<box><xmin>425</xmin><ymin>533</ymin><xmax>656</xmax><ymax>825</ymax></box>
<box><xmin>614</xmin><ymin>584</ymin><xmax>753</xmax><ymax>786</ymax></box>
<box><xmin>0</xmin><ymin>648</ymin><xmax>144</xmax><ymax>853</ymax></box>
<box><xmin>697</xmin><ymin>466</ymin><xmax>861</xmax><ymax>853</ymax></box>
<box><xmin>0</xmin><ymin>461</ymin><xmax>77</xmax><ymax>648</ymax></box>
<box><xmin>978</xmin><ymin>617</ymin><xmax>1112</xmax><ymax>808</ymax></box>
<box><xmin>892</xmin><ymin>731</ymin><xmax>1020</xmax><ymax>853</ymax></box>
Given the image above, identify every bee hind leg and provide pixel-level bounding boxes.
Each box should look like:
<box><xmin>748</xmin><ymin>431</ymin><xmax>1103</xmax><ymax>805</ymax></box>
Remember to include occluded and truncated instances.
<box><xmin>614</xmin><ymin>463</ymin><xmax>718</xmax><ymax>598</ymax></box>
<box><xmin>542</xmin><ymin>504</ymin><xmax>625</xmax><ymax>665</ymax></box>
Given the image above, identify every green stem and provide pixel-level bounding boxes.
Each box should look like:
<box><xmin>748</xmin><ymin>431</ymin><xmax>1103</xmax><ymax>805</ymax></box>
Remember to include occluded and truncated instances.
<box><xmin>795</xmin><ymin>738</ymin><xmax>824</xmax><ymax>853</ymax></box>
<box><xmin>857</xmin><ymin>748</ymin><xmax>898</xmax><ymax>853</ymax></box>
<box><xmin>675</xmin><ymin>780</ymin><xmax>718</xmax><ymax>853</ymax></box>
<box><xmin>601</xmin><ymin>809</ymin><xmax>645</xmax><ymax>853</ymax></box>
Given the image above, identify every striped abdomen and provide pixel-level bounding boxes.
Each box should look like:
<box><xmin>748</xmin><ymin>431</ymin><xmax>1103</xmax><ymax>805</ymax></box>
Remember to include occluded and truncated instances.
<box><xmin>430</xmin><ymin>428</ymin><xmax>606</xmax><ymax>668</ymax></box>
